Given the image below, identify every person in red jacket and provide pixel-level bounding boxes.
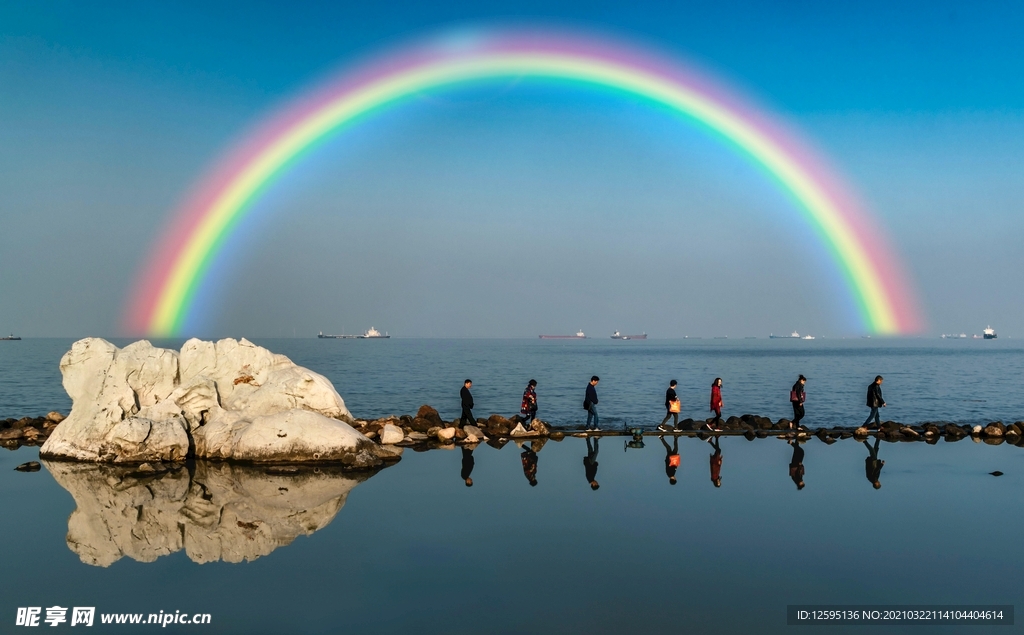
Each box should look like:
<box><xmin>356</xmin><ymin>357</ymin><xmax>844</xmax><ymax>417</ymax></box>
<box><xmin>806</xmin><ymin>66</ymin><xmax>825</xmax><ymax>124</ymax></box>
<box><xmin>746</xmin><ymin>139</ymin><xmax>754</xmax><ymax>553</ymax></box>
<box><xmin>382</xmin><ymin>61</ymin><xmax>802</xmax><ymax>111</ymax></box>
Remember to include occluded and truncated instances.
<box><xmin>709</xmin><ymin>378</ymin><xmax>724</xmax><ymax>430</ymax></box>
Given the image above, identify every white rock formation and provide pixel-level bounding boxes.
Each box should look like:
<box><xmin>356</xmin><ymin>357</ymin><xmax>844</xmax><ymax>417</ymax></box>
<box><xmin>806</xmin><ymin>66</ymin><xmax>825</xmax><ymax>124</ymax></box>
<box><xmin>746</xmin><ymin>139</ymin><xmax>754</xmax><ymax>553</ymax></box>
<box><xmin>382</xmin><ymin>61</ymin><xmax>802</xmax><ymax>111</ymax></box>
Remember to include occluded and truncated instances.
<box><xmin>46</xmin><ymin>460</ymin><xmax>376</xmax><ymax>566</ymax></box>
<box><xmin>41</xmin><ymin>338</ymin><xmax>390</xmax><ymax>466</ymax></box>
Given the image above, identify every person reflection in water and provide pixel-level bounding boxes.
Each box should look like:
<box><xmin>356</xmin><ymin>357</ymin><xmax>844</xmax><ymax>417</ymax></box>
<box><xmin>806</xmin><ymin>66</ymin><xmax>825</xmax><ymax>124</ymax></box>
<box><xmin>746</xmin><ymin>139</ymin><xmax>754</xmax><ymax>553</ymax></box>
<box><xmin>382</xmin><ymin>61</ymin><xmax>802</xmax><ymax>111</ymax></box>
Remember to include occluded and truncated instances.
<box><xmin>461</xmin><ymin>446</ymin><xmax>475</xmax><ymax>487</ymax></box>
<box><xmin>583</xmin><ymin>437</ymin><xmax>600</xmax><ymax>490</ymax></box>
<box><xmin>708</xmin><ymin>436</ymin><xmax>723</xmax><ymax>487</ymax></box>
<box><xmin>788</xmin><ymin>440</ymin><xmax>805</xmax><ymax>490</ymax></box>
<box><xmin>864</xmin><ymin>437</ymin><xmax>884</xmax><ymax>489</ymax></box>
<box><xmin>660</xmin><ymin>435</ymin><xmax>680</xmax><ymax>485</ymax></box>
<box><xmin>521</xmin><ymin>444</ymin><xmax>538</xmax><ymax>487</ymax></box>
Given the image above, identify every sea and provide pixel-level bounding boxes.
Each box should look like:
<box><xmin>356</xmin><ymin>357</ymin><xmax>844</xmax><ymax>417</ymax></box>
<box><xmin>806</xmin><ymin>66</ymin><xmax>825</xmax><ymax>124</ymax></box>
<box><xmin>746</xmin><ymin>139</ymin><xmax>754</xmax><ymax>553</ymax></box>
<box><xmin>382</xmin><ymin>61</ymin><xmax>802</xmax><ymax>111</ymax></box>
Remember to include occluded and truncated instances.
<box><xmin>1</xmin><ymin>337</ymin><xmax>1021</xmax><ymax>633</ymax></box>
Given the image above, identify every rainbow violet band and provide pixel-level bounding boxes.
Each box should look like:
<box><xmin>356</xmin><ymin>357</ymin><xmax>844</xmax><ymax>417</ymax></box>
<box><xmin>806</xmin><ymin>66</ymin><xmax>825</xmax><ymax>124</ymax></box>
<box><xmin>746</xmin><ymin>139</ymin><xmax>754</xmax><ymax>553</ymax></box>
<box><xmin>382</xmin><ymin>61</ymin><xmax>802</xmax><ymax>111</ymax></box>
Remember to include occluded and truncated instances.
<box><xmin>124</xmin><ymin>30</ymin><xmax>923</xmax><ymax>336</ymax></box>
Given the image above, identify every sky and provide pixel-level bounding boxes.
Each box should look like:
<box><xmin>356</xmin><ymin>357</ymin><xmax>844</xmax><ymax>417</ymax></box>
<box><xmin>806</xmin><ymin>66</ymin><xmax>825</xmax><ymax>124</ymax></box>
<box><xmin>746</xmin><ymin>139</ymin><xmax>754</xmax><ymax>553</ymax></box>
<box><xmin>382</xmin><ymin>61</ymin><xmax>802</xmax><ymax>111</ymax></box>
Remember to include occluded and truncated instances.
<box><xmin>1</xmin><ymin>0</ymin><xmax>1023</xmax><ymax>338</ymax></box>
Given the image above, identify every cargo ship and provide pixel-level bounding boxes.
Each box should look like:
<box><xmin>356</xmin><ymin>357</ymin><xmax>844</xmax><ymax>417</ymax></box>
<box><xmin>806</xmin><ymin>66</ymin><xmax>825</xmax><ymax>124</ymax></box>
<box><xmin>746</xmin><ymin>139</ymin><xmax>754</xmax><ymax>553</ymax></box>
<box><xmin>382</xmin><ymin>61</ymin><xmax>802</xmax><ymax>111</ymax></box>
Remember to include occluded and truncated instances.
<box><xmin>984</xmin><ymin>326</ymin><xmax>997</xmax><ymax>340</ymax></box>
<box><xmin>0</xmin><ymin>333</ymin><xmax>21</xmax><ymax>341</ymax></box>
<box><xmin>319</xmin><ymin>327</ymin><xmax>389</xmax><ymax>339</ymax></box>
<box><xmin>539</xmin><ymin>330</ymin><xmax>586</xmax><ymax>339</ymax></box>
<box><xmin>769</xmin><ymin>331</ymin><xmax>801</xmax><ymax>339</ymax></box>
<box><xmin>611</xmin><ymin>331</ymin><xmax>647</xmax><ymax>340</ymax></box>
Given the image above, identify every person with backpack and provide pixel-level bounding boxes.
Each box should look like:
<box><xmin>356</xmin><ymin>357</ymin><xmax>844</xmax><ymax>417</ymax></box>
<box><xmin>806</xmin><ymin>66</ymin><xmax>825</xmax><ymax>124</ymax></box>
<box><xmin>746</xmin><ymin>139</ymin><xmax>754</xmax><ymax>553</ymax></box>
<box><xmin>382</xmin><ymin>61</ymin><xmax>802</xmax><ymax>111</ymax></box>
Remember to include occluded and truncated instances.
<box><xmin>864</xmin><ymin>375</ymin><xmax>886</xmax><ymax>428</ymax></box>
<box><xmin>520</xmin><ymin>379</ymin><xmax>538</xmax><ymax>426</ymax></box>
<box><xmin>790</xmin><ymin>375</ymin><xmax>807</xmax><ymax>429</ymax></box>
<box><xmin>584</xmin><ymin>376</ymin><xmax>600</xmax><ymax>431</ymax></box>
<box><xmin>659</xmin><ymin>380</ymin><xmax>680</xmax><ymax>431</ymax></box>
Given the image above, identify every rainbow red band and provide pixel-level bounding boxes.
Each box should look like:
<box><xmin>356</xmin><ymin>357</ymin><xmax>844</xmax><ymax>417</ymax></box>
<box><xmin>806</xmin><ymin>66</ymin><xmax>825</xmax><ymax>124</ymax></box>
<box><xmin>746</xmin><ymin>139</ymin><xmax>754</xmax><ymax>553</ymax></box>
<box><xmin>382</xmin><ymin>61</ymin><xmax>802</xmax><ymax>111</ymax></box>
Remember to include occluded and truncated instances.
<box><xmin>124</xmin><ymin>30</ymin><xmax>923</xmax><ymax>336</ymax></box>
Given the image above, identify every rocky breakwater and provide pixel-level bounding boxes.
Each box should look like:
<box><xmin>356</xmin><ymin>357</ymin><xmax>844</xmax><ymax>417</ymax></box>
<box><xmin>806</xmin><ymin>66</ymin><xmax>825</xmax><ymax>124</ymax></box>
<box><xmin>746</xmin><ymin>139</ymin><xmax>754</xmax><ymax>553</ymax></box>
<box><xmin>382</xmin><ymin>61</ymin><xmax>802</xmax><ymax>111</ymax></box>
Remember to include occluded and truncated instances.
<box><xmin>40</xmin><ymin>338</ymin><xmax>397</xmax><ymax>468</ymax></box>
<box><xmin>0</xmin><ymin>412</ymin><xmax>65</xmax><ymax>449</ymax></box>
<box><xmin>350</xmin><ymin>405</ymin><xmax>560</xmax><ymax>449</ymax></box>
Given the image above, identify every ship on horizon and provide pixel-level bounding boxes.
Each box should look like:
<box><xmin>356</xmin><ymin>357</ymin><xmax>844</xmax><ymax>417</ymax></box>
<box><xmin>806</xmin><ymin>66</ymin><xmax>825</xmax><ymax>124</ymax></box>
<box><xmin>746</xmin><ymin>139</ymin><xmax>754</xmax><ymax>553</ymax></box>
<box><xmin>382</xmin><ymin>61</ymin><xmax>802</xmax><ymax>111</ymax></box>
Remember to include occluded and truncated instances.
<box><xmin>0</xmin><ymin>333</ymin><xmax>21</xmax><ymax>341</ymax></box>
<box><xmin>539</xmin><ymin>330</ymin><xmax>586</xmax><ymax>340</ymax></box>
<box><xmin>984</xmin><ymin>326</ymin><xmax>997</xmax><ymax>340</ymax></box>
<box><xmin>319</xmin><ymin>327</ymin><xmax>390</xmax><ymax>339</ymax></box>
<box><xmin>611</xmin><ymin>331</ymin><xmax>647</xmax><ymax>340</ymax></box>
<box><xmin>769</xmin><ymin>331</ymin><xmax>801</xmax><ymax>339</ymax></box>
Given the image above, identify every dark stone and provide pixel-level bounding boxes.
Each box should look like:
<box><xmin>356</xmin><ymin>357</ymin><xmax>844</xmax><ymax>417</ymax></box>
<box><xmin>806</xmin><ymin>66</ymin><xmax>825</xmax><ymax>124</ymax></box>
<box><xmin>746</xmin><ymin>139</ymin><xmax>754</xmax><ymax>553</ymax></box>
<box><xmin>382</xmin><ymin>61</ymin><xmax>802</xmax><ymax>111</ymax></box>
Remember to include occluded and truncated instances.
<box><xmin>14</xmin><ymin>461</ymin><xmax>40</xmax><ymax>472</ymax></box>
<box><xmin>990</xmin><ymin>471</ymin><xmax>1004</xmax><ymax>476</ymax></box>
<box><xmin>415</xmin><ymin>405</ymin><xmax>445</xmax><ymax>428</ymax></box>
<box><xmin>755</xmin><ymin>430</ymin><xmax>768</xmax><ymax>438</ymax></box>
<box><xmin>0</xmin><ymin>428</ymin><xmax>25</xmax><ymax>441</ymax></box>
<box><xmin>408</xmin><ymin>417</ymin><xmax>434</xmax><ymax>433</ymax></box>
<box><xmin>944</xmin><ymin>424</ymin><xmax>966</xmax><ymax>438</ymax></box>
<box><xmin>399</xmin><ymin>415</ymin><xmax>413</xmax><ymax>425</ymax></box>
<box><xmin>839</xmin><ymin>431</ymin><xmax>853</xmax><ymax>439</ymax></box>
<box><xmin>724</xmin><ymin>416</ymin><xmax>742</xmax><ymax>429</ymax></box>
<box><xmin>1006</xmin><ymin>423</ymin><xmax>1022</xmax><ymax>437</ymax></box>
<box><xmin>775</xmin><ymin>419</ymin><xmax>791</xmax><ymax>430</ymax></box>
<box><xmin>983</xmin><ymin>422</ymin><xmax>1006</xmax><ymax>437</ymax></box>
<box><xmin>983</xmin><ymin>437</ymin><xmax>1005</xmax><ymax>446</ymax></box>
<box><xmin>678</xmin><ymin>418</ymin><xmax>696</xmax><ymax>431</ymax></box>
<box><xmin>879</xmin><ymin>421</ymin><xmax>901</xmax><ymax>434</ymax></box>
<box><xmin>743</xmin><ymin>430</ymin><xmax>756</xmax><ymax>441</ymax></box>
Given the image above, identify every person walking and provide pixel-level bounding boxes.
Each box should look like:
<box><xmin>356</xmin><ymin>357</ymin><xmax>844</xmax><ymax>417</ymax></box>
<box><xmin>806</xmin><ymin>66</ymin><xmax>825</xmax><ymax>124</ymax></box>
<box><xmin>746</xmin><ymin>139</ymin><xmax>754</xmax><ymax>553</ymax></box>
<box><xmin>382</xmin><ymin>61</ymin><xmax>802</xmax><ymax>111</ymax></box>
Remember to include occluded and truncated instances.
<box><xmin>660</xmin><ymin>435</ymin><xmax>680</xmax><ymax>485</ymax></box>
<box><xmin>864</xmin><ymin>375</ymin><xmax>886</xmax><ymax>428</ymax></box>
<box><xmin>790</xmin><ymin>375</ymin><xmax>807</xmax><ymax>429</ymax></box>
<box><xmin>709</xmin><ymin>378</ymin><xmax>724</xmax><ymax>430</ymax></box>
<box><xmin>460</xmin><ymin>446</ymin><xmax>475</xmax><ymax>487</ymax></box>
<box><xmin>460</xmin><ymin>379</ymin><xmax>475</xmax><ymax>429</ymax></box>
<box><xmin>520</xmin><ymin>379</ymin><xmax>538</xmax><ymax>426</ymax></box>
<box><xmin>584</xmin><ymin>376</ymin><xmax>600</xmax><ymax>431</ymax></box>
<box><xmin>864</xmin><ymin>437</ymin><xmax>884</xmax><ymax>489</ymax></box>
<box><xmin>709</xmin><ymin>436</ymin><xmax>723</xmax><ymax>488</ymax></box>
<box><xmin>583</xmin><ymin>437</ymin><xmax>600</xmax><ymax>490</ymax></box>
<box><xmin>659</xmin><ymin>380</ymin><xmax>680</xmax><ymax>431</ymax></box>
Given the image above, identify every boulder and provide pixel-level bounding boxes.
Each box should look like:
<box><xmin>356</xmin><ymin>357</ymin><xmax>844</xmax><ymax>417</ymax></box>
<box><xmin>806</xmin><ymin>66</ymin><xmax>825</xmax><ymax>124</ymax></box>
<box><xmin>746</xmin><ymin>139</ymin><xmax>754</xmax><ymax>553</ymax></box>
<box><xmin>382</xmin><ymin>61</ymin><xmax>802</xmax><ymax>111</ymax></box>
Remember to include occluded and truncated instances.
<box><xmin>854</xmin><ymin>427</ymin><xmax>870</xmax><ymax>437</ymax></box>
<box><xmin>14</xmin><ymin>461</ymin><xmax>41</xmax><ymax>472</ymax></box>
<box><xmin>983</xmin><ymin>422</ymin><xmax>1006</xmax><ymax>437</ymax></box>
<box><xmin>463</xmin><ymin>425</ymin><xmax>486</xmax><ymax>443</ymax></box>
<box><xmin>436</xmin><ymin>427</ymin><xmax>456</xmax><ymax>442</ymax></box>
<box><xmin>45</xmin><ymin>412</ymin><xmax>65</xmax><ymax>424</ymax></box>
<box><xmin>42</xmin><ymin>338</ymin><xmax>390</xmax><ymax>467</ymax></box>
<box><xmin>415</xmin><ymin>405</ymin><xmax>444</xmax><ymax>428</ymax></box>
<box><xmin>972</xmin><ymin>425</ymin><xmax>983</xmax><ymax>436</ymax></box>
<box><xmin>509</xmin><ymin>423</ymin><xmax>530</xmax><ymax>437</ymax></box>
<box><xmin>380</xmin><ymin>424</ymin><xmax>404</xmax><ymax>445</ymax></box>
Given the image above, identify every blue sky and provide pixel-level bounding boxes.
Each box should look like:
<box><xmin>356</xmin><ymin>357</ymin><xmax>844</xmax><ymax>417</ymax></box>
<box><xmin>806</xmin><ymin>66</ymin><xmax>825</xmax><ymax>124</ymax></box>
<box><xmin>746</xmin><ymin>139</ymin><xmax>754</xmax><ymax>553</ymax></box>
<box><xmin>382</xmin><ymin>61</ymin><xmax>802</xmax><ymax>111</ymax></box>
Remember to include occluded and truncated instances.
<box><xmin>2</xmin><ymin>1</ymin><xmax>1023</xmax><ymax>337</ymax></box>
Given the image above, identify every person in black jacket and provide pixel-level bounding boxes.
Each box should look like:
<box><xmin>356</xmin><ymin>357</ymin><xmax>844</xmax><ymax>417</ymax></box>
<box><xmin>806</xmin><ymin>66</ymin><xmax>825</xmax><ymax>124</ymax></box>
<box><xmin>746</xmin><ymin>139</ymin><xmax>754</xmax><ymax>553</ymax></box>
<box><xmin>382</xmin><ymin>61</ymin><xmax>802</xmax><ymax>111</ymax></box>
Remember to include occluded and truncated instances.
<box><xmin>583</xmin><ymin>437</ymin><xmax>600</xmax><ymax>490</ymax></box>
<box><xmin>790</xmin><ymin>375</ymin><xmax>807</xmax><ymax>429</ymax></box>
<box><xmin>460</xmin><ymin>379</ymin><xmax>475</xmax><ymax>429</ymax></box>
<box><xmin>659</xmin><ymin>380</ymin><xmax>679</xmax><ymax>431</ymax></box>
<box><xmin>584</xmin><ymin>376</ymin><xmax>600</xmax><ymax>431</ymax></box>
<box><xmin>863</xmin><ymin>375</ymin><xmax>886</xmax><ymax>428</ymax></box>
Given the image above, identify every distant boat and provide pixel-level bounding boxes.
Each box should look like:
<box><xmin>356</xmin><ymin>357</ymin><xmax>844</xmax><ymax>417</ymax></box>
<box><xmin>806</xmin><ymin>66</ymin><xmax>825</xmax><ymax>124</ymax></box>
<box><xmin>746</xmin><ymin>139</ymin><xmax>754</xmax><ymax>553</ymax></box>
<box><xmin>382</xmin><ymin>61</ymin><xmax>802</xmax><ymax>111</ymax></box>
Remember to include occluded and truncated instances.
<box><xmin>983</xmin><ymin>326</ymin><xmax>997</xmax><ymax>340</ymax></box>
<box><xmin>318</xmin><ymin>331</ymin><xmax>357</xmax><ymax>339</ymax></box>
<box><xmin>611</xmin><ymin>331</ymin><xmax>647</xmax><ymax>340</ymax></box>
<box><xmin>0</xmin><ymin>333</ymin><xmax>21</xmax><ymax>341</ymax></box>
<box><xmin>801</xmin><ymin>335</ymin><xmax>816</xmax><ymax>340</ymax></box>
<box><xmin>540</xmin><ymin>330</ymin><xmax>586</xmax><ymax>339</ymax></box>
<box><xmin>770</xmin><ymin>331</ymin><xmax>801</xmax><ymax>339</ymax></box>
<box><xmin>357</xmin><ymin>327</ymin><xmax>390</xmax><ymax>339</ymax></box>
<box><xmin>941</xmin><ymin>333</ymin><xmax>967</xmax><ymax>339</ymax></box>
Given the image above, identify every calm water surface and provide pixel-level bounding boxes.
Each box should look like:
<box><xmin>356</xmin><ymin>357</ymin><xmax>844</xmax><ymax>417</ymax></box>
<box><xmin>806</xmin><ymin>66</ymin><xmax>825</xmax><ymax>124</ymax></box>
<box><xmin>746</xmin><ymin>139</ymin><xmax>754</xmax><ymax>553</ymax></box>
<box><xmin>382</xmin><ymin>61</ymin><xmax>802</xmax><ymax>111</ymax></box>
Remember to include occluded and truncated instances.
<box><xmin>1</xmin><ymin>338</ymin><xmax>1022</xmax><ymax>633</ymax></box>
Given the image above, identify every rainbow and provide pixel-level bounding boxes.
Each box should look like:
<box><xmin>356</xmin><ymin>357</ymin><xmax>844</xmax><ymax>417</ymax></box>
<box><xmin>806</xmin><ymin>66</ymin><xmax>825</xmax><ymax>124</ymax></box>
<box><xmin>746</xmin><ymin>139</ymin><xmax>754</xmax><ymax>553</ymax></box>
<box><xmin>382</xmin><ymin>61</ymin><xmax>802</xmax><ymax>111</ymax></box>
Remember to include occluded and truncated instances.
<box><xmin>124</xmin><ymin>29</ymin><xmax>923</xmax><ymax>336</ymax></box>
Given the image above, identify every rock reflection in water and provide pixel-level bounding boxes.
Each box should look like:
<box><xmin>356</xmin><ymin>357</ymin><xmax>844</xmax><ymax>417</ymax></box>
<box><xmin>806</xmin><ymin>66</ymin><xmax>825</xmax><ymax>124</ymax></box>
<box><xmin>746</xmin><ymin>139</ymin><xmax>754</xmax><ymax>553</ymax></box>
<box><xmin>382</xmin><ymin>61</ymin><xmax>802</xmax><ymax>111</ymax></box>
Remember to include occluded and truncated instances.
<box><xmin>44</xmin><ymin>460</ymin><xmax>385</xmax><ymax>567</ymax></box>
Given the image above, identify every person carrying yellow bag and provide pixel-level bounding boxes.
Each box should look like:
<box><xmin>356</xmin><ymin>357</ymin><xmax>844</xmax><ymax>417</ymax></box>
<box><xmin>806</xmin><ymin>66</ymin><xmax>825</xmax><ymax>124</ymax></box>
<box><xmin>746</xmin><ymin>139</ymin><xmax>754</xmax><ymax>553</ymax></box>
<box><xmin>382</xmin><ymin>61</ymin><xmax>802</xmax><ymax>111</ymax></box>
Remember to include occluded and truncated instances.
<box><xmin>659</xmin><ymin>379</ymin><xmax>680</xmax><ymax>431</ymax></box>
